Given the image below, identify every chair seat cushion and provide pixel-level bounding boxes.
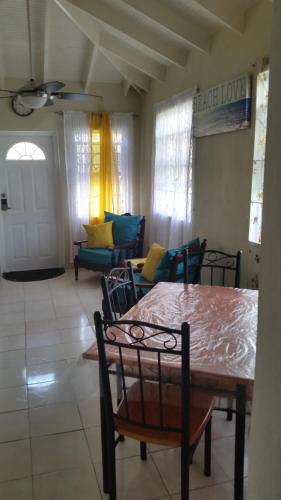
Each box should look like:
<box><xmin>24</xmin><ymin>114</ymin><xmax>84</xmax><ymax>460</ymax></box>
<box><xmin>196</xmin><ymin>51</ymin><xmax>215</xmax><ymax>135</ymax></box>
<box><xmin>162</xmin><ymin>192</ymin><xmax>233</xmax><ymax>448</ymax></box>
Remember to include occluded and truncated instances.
<box><xmin>153</xmin><ymin>237</ymin><xmax>201</xmax><ymax>284</ymax></box>
<box><xmin>78</xmin><ymin>247</ymin><xmax>120</xmax><ymax>266</ymax></box>
<box><xmin>115</xmin><ymin>381</ymin><xmax>213</xmax><ymax>447</ymax></box>
<box><xmin>104</xmin><ymin>211</ymin><xmax>142</xmax><ymax>245</ymax></box>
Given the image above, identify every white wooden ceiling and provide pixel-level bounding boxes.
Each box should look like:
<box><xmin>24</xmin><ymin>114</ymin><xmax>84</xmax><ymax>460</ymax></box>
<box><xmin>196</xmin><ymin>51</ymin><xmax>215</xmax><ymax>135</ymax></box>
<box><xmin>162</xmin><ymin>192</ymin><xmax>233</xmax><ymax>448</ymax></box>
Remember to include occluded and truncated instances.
<box><xmin>0</xmin><ymin>0</ymin><xmax>267</xmax><ymax>96</ymax></box>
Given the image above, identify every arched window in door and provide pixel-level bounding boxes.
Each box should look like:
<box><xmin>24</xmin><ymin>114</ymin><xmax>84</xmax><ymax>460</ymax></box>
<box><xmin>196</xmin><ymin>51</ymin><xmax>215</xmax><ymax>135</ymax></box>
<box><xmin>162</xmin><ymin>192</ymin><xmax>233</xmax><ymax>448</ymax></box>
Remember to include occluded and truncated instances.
<box><xmin>6</xmin><ymin>142</ymin><xmax>46</xmax><ymax>160</ymax></box>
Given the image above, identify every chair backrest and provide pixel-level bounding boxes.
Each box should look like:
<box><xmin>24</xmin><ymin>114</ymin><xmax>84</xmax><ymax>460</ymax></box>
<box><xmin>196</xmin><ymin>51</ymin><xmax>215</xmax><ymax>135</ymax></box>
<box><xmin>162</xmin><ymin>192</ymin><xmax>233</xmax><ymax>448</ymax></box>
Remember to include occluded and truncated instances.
<box><xmin>168</xmin><ymin>249</ymin><xmax>188</xmax><ymax>283</ymax></box>
<box><xmin>94</xmin><ymin>310</ymin><xmax>190</xmax><ymax>436</ymax></box>
<box><xmin>101</xmin><ymin>264</ymin><xmax>138</xmax><ymax>320</ymax></box>
<box><xmin>189</xmin><ymin>249</ymin><xmax>242</xmax><ymax>288</ymax></box>
<box><xmin>123</xmin><ymin>213</ymin><xmax>145</xmax><ymax>257</ymax></box>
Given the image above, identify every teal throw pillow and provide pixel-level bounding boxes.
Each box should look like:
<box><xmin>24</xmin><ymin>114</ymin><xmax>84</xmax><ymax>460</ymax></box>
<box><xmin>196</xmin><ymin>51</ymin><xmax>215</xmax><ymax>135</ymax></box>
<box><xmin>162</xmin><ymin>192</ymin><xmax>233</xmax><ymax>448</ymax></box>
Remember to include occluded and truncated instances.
<box><xmin>153</xmin><ymin>237</ymin><xmax>201</xmax><ymax>283</ymax></box>
<box><xmin>104</xmin><ymin>211</ymin><xmax>142</xmax><ymax>245</ymax></box>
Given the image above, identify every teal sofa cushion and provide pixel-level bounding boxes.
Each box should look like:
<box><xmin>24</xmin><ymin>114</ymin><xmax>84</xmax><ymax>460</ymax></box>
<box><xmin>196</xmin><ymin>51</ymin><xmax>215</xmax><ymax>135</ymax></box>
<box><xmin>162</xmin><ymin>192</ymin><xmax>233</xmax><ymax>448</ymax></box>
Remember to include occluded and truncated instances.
<box><xmin>104</xmin><ymin>212</ymin><xmax>142</xmax><ymax>245</ymax></box>
<box><xmin>78</xmin><ymin>247</ymin><xmax>120</xmax><ymax>266</ymax></box>
<box><xmin>153</xmin><ymin>238</ymin><xmax>201</xmax><ymax>284</ymax></box>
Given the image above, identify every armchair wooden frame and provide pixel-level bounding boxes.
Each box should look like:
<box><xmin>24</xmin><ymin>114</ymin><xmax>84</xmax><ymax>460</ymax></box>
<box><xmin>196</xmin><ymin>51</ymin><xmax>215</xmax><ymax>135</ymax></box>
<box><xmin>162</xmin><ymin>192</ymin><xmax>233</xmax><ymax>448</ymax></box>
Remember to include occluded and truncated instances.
<box><xmin>73</xmin><ymin>215</ymin><xmax>145</xmax><ymax>279</ymax></box>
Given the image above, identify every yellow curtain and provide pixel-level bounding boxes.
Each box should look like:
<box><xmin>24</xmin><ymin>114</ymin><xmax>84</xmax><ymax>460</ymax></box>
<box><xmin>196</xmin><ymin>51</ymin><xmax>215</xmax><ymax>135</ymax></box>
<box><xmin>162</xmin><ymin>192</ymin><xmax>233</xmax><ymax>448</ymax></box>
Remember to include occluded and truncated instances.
<box><xmin>89</xmin><ymin>112</ymin><xmax>120</xmax><ymax>224</ymax></box>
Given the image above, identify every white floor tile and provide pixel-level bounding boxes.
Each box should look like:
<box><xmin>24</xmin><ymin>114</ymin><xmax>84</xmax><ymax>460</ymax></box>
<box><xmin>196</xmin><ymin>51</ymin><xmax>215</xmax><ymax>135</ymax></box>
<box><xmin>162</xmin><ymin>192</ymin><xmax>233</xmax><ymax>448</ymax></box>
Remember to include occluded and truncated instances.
<box><xmin>95</xmin><ymin>455</ymin><xmax>168</xmax><ymax>500</ymax></box>
<box><xmin>0</xmin><ymin>311</ymin><xmax>25</xmax><ymax>326</ymax></box>
<box><xmin>26</xmin><ymin>343</ymin><xmax>65</xmax><ymax>365</ymax></box>
<box><xmin>62</xmin><ymin>340</ymin><xmax>93</xmax><ymax>360</ymax></box>
<box><xmin>54</xmin><ymin>304</ymin><xmax>85</xmax><ymax>318</ymax></box>
<box><xmin>151</xmin><ymin>445</ymin><xmax>229</xmax><ymax>495</ymax></box>
<box><xmin>0</xmin><ymin>366</ymin><xmax>26</xmax><ymax>389</ymax></box>
<box><xmin>28</xmin><ymin>379</ymin><xmax>75</xmax><ymax>408</ymax></box>
<box><xmin>0</xmin><ymin>477</ymin><xmax>33</xmax><ymax>500</ymax></box>
<box><xmin>0</xmin><ymin>302</ymin><xmax>24</xmax><ymax>314</ymax></box>
<box><xmin>0</xmin><ymin>350</ymin><xmax>26</xmax><ymax>370</ymax></box>
<box><xmin>26</xmin><ymin>331</ymin><xmax>61</xmax><ymax>348</ymax></box>
<box><xmin>31</xmin><ymin>430</ymin><xmax>92</xmax><ymax>475</ymax></box>
<box><xmin>26</xmin><ymin>318</ymin><xmax>58</xmax><ymax>335</ymax></box>
<box><xmin>27</xmin><ymin>360</ymin><xmax>69</xmax><ymax>385</ymax></box>
<box><xmin>212</xmin><ymin>436</ymin><xmax>249</xmax><ymax>480</ymax></box>
<box><xmin>0</xmin><ymin>335</ymin><xmax>25</xmax><ymax>352</ymax></box>
<box><xmin>172</xmin><ymin>481</ymin><xmax>234</xmax><ymax>499</ymax></box>
<box><xmin>56</xmin><ymin>314</ymin><xmax>89</xmax><ymax>330</ymax></box>
<box><xmin>0</xmin><ymin>323</ymin><xmax>25</xmax><ymax>338</ymax></box>
<box><xmin>78</xmin><ymin>397</ymin><xmax>101</xmax><ymax>428</ymax></box>
<box><xmin>0</xmin><ymin>410</ymin><xmax>29</xmax><ymax>443</ymax></box>
<box><xmin>60</xmin><ymin>325</ymin><xmax>95</xmax><ymax>343</ymax></box>
<box><xmin>0</xmin><ymin>439</ymin><xmax>31</xmax><ymax>482</ymax></box>
<box><xmin>33</xmin><ymin>466</ymin><xmax>101</xmax><ymax>500</ymax></box>
<box><xmin>86</xmin><ymin>427</ymin><xmax>141</xmax><ymax>463</ymax></box>
<box><xmin>0</xmin><ymin>386</ymin><xmax>28</xmax><ymax>412</ymax></box>
<box><xmin>30</xmin><ymin>402</ymin><xmax>82</xmax><ymax>436</ymax></box>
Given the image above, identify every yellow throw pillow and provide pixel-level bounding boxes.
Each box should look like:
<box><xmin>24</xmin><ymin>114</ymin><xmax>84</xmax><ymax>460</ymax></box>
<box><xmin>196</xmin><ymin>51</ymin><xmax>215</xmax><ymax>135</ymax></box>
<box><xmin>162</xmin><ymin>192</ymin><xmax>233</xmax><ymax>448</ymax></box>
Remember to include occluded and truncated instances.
<box><xmin>141</xmin><ymin>243</ymin><xmax>166</xmax><ymax>281</ymax></box>
<box><xmin>83</xmin><ymin>221</ymin><xmax>114</xmax><ymax>248</ymax></box>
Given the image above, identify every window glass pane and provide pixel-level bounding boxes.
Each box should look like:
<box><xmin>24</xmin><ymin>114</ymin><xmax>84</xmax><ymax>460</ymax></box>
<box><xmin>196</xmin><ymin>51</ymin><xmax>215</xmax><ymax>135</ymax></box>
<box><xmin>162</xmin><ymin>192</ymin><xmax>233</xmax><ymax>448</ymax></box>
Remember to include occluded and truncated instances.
<box><xmin>6</xmin><ymin>142</ymin><xmax>46</xmax><ymax>161</ymax></box>
<box><xmin>249</xmin><ymin>70</ymin><xmax>269</xmax><ymax>244</ymax></box>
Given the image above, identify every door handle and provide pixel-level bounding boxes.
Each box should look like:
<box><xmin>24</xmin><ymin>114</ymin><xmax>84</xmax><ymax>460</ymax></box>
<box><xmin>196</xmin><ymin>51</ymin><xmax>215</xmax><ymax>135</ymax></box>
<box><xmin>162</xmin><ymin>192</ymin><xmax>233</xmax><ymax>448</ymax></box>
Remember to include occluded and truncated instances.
<box><xmin>1</xmin><ymin>193</ymin><xmax>12</xmax><ymax>211</ymax></box>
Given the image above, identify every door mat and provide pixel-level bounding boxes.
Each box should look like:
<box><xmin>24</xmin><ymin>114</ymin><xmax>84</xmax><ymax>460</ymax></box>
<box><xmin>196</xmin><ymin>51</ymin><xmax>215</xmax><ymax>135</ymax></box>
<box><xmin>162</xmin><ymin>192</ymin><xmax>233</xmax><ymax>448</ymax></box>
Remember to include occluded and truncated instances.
<box><xmin>2</xmin><ymin>268</ymin><xmax>65</xmax><ymax>282</ymax></box>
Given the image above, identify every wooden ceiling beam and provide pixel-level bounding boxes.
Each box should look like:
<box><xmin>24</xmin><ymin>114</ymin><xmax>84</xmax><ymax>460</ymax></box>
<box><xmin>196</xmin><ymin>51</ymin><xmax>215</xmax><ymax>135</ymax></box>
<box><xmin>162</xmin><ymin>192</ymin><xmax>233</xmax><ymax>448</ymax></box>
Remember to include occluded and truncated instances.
<box><xmin>122</xmin><ymin>0</ymin><xmax>211</xmax><ymax>54</ymax></box>
<box><xmin>43</xmin><ymin>0</ymin><xmax>52</xmax><ymax>81</ymax></box>
<box><xmin>189</xmin><ymin>0</ymin><xmax>245</xmax><ymax>34</ymax></box>
<box><xmin>55</xmin><ymin>0</ymin><xmax>166</xmax><ymax>81</ymax></box>
<box><xmin>102</xmin><ymin>51</ymin><xmax>151</xmax><ymax>92</ymax></box>
<box><xmin>57</xmin><ymin>0</ymin><xmax>188</xmax><ymax>67</ymax></box>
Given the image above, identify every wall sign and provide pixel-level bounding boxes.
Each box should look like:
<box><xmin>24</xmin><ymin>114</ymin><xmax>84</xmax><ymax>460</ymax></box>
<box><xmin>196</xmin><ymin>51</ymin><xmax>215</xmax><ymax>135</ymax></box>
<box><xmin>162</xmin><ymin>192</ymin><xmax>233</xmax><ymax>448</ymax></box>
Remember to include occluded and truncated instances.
<box><xmin>193</xmin><ymin>74</ymin><xmax>252</xmax><ymax>137</ymax></box>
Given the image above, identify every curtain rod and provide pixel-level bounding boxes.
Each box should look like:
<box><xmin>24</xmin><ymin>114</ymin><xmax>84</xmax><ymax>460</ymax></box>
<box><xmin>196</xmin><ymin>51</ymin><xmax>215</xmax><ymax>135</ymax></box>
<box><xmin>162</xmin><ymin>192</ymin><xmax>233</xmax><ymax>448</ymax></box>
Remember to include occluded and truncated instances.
<box><xmin>55</xmin><ymin>111</ymin><xmax>140</xmax><ymax>117</ymax></box>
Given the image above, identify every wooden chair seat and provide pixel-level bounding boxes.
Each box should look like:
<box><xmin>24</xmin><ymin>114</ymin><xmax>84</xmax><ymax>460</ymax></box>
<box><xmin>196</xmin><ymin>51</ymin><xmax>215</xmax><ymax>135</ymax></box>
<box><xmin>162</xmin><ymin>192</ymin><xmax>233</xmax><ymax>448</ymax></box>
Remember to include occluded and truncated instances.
<box><xmin>115</xmin><ymin>381</ymin><xmax>214</xmax><ymax>448</ymax></box>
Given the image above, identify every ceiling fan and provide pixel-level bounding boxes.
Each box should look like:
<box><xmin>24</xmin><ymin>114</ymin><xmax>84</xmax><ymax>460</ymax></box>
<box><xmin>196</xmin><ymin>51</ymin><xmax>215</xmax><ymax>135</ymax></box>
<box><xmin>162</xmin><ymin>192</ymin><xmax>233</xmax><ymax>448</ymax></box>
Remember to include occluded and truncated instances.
<box><xmin>0</xmin><ymin>0</ymin><xmax>102</xmax><ymax>116</ymax></box>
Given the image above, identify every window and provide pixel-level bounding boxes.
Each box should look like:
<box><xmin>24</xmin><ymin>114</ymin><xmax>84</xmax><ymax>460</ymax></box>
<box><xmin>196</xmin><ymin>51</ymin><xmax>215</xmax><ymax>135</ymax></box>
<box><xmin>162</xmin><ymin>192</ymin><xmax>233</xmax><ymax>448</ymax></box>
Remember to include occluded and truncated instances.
<box><xmin>6</xmin><ymin>142</ymin><xmax>46</xmax><ymax>160</ymax></box>
<box><xmin>110</xmin><ymin>113</ymin><xmax>134</xmax><ymax>214</ymax></box>
<box><xmin>150</xmin><ymin>92</ymin><xmax>194</xmax><ymax>248</ymax></box>
<box><xmin>249</xmin><ymin>70</ymin><xmax>269</xmax><ymax>244</ymax></box>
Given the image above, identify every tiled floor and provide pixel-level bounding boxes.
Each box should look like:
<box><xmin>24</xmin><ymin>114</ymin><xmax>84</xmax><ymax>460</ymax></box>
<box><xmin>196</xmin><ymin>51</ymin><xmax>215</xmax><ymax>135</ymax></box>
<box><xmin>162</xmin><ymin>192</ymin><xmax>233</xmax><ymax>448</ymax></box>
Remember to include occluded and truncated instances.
<box><xmin>0</xmin><ymin>269</ymin><xmax>249</xmax><ymax>500</ymax></box>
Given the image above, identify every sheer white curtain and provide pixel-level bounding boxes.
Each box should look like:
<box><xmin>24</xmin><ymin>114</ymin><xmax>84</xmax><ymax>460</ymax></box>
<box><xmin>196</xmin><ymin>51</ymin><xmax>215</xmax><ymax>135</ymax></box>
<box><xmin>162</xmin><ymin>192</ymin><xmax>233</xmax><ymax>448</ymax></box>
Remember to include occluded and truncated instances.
<box><xmin>64</xmin><ymin>111</ymin><xmax>90</xmax><ymax>260</ymax></box>
<box><xmin>110</xmin><ymin>113</ymin><xmax>134</xmax><ymax>213</ymax></box>
<box><xmin>150</xmin><ymin>91</ymin><xmax>194</xmax><ymax>248</ymax></box>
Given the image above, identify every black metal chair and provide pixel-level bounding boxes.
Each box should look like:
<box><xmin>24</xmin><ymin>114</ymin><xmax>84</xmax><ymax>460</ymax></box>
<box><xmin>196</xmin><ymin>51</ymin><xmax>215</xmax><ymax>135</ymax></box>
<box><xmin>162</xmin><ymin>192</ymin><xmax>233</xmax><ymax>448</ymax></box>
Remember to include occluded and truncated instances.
<box><xmin>101</xmin><ymin>264</ymin><xmax>138</xmax><ymax>321</ymax></box>
<box><xmin>188</xmin><ymin>249</ymin><xmax>242</xmax><ymax>288</ymax></box>
<box><xmin>94</xmin><ymin>311</ymin><xmax>214</xmax><ymax>500</ymax></box>
<box><xmin>188</xmin><ymin>249</ymin><xmax>242</xmax><ymax>421</ymax></box>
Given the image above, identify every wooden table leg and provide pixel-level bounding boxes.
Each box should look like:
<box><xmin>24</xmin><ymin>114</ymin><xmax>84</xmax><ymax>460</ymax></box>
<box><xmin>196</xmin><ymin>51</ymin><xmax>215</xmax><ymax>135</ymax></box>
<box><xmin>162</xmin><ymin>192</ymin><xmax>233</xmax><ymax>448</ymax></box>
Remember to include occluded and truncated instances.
<box><xmin>234</xmin><ymin>384</ymin><xmax>246</xmax><ymax>500</ymax></box>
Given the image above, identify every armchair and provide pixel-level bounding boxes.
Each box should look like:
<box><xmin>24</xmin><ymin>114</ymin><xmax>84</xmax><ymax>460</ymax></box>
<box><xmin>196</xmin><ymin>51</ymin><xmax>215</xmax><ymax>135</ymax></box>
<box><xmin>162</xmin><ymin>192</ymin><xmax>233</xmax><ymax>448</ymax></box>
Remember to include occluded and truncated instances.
<box><xmin>74</xmin><ymin>213</ymin><xmax>145</xmax><ymax>280</ymax></box>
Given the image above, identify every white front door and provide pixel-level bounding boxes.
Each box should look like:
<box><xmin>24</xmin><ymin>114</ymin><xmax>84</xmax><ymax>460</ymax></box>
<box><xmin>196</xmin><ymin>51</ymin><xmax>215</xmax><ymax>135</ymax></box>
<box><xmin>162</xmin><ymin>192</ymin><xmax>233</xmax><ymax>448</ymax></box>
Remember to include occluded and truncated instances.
<box><xmin>0</xmin><ymin>134</ymin><xmax>60</xmax><ymax>272</ymax></box>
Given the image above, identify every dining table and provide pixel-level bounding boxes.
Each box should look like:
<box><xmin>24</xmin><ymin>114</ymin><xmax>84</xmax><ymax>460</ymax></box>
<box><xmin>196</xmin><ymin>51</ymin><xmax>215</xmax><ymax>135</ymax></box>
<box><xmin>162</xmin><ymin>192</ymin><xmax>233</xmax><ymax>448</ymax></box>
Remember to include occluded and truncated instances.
<box><xmin>84</xmin><ymin>282</ymin><xmax>258</xmax><ymax>500</ymax></box>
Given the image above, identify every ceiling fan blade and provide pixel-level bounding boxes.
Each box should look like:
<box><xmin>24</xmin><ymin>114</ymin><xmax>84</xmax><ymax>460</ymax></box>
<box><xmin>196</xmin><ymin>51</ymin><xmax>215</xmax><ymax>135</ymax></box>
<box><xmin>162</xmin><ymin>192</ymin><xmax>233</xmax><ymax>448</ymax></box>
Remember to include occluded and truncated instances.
<box><xmin>32</xmin><ymin>81</ymin><xmax>65</xmax><ymax>93</ymax></box>
<box><xmin>52</xmin><ymin>92</ymin><xmax>102</xmax><ymax>101</ymax></box>
<box><xmin>0</xmin><ymin>96</ymin><xmax>14</xmax><ymax>99</ymax></box>
<box><xmin>0</xmin><ymin>89</ymin><xmax>17</xmax><ymax>94</ymax></box>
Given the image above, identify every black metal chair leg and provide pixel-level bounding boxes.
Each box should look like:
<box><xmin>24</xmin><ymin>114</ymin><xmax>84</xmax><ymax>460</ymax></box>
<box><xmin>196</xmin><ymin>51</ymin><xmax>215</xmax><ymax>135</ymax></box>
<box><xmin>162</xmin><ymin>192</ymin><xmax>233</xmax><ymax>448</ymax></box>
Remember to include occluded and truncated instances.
<box><xmin>204</xmin><ymin>417</ymin><xmax>212</xmax><ymax>477</ymax></box>
<box><xmin>234</xmin><ymin>384</ymin><xmax>246</xmax><ymax>500</ymax></box>
<box><xmin>227</xmin><ymin>397</ymin><xmax>233</xmax><ymax>421</ymax></box>
<box><xmin>100</xmin><ymin>395</ymin><xmax>109</xmax><ymax>493</ymax></box>
<box><xmin>116</xmin><ymin>365</ymin><xmax>125</xmax><ymax>442</ymax></box>
<box><xmin>108</xmin><ymin>430</ymin><xmax>116</xmax><ymax>500</ymax></box>
<box><xmin>181</xmin><ymin>442</ymin><xmax>189</xmax><ymax>500</ymax></box>
<box><xmin>140</xmin><ymin>441</ymin><xmax>147</xmax><ymax>460</ymax></box>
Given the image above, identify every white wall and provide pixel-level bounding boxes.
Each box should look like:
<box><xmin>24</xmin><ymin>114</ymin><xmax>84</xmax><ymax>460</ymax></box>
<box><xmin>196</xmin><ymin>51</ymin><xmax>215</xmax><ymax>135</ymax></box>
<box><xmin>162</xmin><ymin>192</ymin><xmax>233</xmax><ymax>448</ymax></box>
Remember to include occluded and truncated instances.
<box><xmin>0</xmin><ymin>81</ymin><xmax>141</xmax><ymax>268</ymax></box>
<box><xmin>140</xmin><ymin>1</ymin><xmax>272</xmax><ymax>287</ymax></box>
<box><xmin>247</xmin><ymin>1</ymin><xmax>281</xmax><ymax>497</ymax></box>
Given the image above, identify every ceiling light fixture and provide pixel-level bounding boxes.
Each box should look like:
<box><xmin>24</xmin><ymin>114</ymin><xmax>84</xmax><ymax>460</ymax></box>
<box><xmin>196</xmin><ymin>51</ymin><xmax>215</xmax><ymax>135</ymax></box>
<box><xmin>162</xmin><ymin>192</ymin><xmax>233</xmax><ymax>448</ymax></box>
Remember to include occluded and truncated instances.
<box><xmin>18</xmin><ymin>93</ymin><xmax>48</xmax><ymax>109</ymax></box>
